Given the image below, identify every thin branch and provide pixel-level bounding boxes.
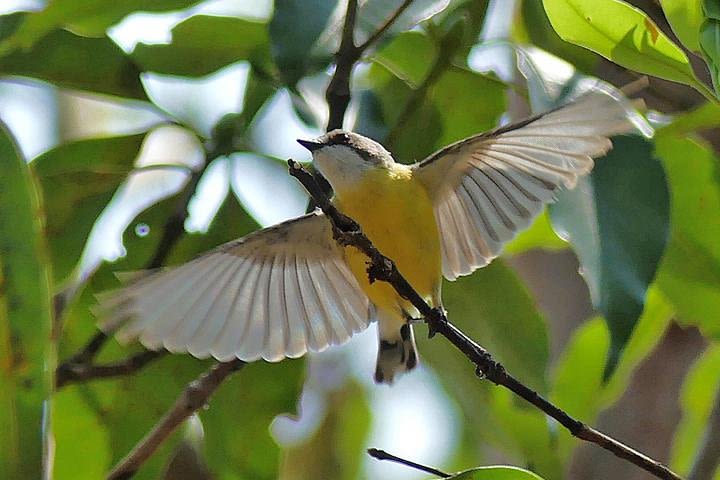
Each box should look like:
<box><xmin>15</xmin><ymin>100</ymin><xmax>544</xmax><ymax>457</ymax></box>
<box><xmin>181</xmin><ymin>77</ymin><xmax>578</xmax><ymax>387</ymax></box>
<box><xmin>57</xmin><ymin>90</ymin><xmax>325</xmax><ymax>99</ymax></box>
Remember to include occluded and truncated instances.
<box><xmin>56</xmin><ymin>350</ymin><xmax>166</xmax><ymax>389</ymax></box>
<box><xmin>356</xmin><ymin>0</ymin><xmax>413</xmax><ymax>52</ymax></box>
<box><xmin>326</xmin><ymin>0</ymin><xmax>359</xmax><ymax>131</ymax></box>
<box><xmin>689</xmin><ymin>386</ymin><xmax>720</xmax><ymax>480</ymax></box>
<box><xmin>107</xmin><ymin>359</ymin><xmax>246</xmax><ymax>480</ymax></box>
<box><xmin>367</xmin><ymin>448</ymin><xmax>450</xmax><ymax>478</ymax></box>
<box><xmin>287</xmin><ymin>159</ymin><xmax>684</xmax><ymax>480</ymax></box>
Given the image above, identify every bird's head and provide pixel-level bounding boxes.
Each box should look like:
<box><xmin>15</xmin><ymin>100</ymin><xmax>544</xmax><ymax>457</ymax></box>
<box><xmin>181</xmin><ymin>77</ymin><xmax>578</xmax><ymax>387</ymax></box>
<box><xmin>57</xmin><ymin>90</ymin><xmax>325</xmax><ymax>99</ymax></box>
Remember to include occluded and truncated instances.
<box><xmin>297</xmin><ymin>130</ymin><xmax>394</xmax><ymax>191</ymax></box>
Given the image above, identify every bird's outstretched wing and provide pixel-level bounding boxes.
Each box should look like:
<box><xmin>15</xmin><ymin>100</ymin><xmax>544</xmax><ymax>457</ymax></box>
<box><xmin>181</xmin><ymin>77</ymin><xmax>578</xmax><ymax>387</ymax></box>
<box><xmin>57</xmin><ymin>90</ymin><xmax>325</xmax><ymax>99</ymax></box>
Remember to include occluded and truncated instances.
<box><xmin>96</xmin><ymin>211</ymin><xmax>369</xmax><ymax>362</ymax></box>
<box><xmin>413</xmin><ymin>87</ymin><xmax>643</xmax><ymax>280</ymax></box>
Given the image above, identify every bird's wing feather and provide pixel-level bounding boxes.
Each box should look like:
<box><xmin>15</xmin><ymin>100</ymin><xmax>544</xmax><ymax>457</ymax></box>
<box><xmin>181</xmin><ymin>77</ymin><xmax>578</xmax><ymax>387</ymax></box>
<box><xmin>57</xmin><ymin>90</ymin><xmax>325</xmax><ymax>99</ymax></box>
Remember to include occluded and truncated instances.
<box><xmin>413</xmin><ymin>87</ymin><xmax>642</xmax><ymax>280</ymax></box>
<box><xmin>95</xmin><ymin>211</ymin><xmax>370</xmax><ymax>362</ymax></box>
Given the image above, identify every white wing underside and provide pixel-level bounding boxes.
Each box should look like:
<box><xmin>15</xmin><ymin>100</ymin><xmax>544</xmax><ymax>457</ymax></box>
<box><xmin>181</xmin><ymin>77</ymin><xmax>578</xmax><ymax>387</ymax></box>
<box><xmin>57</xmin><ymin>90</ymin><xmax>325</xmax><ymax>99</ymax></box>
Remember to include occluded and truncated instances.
<box><xmin>96</xmin><ymin>211</ymin><xmax>369</xmax><ymax>362</ymax></box>
<box><xmin>415</xmin><ymin>87</ymin><xmax>643</xmax><ymax>280</ymax></box>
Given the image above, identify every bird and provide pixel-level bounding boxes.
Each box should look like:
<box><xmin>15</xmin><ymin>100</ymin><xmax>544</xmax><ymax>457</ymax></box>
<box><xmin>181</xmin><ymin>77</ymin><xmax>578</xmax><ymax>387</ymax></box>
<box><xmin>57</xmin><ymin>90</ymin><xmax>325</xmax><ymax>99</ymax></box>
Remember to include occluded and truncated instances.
<box><xmin>96</xmin><ymin>85</ymin><xmax>643</xmax><ymax>384</ymax></box>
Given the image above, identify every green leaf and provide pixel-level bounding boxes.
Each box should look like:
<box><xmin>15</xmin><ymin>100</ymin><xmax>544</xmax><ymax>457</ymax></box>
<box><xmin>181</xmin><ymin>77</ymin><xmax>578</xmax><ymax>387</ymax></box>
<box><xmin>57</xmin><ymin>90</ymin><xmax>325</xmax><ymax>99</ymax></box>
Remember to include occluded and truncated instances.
<box><xmin>279</xmin><ymin>380</ymin><xmax>370</xmax><ymax>479</ymax></box>
<box><xmin>699</xmin><ymin>13</ymin><xmax>720</xmax><ymax>96</ymax></box>
<box><xmin>32</xmin><ymin>134</ymin><xmax>147</xmax><ymax>284</ymax></box>
<box><xmin>550</xmin><ymin>317</ymin><xmax>609</xmax><ymax>460</ymax></box>
<box><xmin>521</xmin><ymin>0</ymin><xmax>600</xmax><ymax>74</ymax></box>
<box><xmin>269</xmin><ymin>0</ymin><xmax>337</xmax><ymax>86</ymax></box>
<box><xmin>449</xmin><ymin>466</ymin><xmax>545</xmax><ymax>479</ymax></box>
<box><xmin>542</xmin><ymin>0</ymin><xmax>711</xmax><ymax>96</ymax></box>
<box><xmin>3</xmin><ymin>0</ymin><xmax>204</xmax><ymax>48</ymax></box>
<box><xmin>202</xmin><ymin>360</ymin><xmax>304</xmax><ymax>479</ymax></box>
<box><xmin>372</xmin><ymin>30</ymin><xmax>437</xmax><ymax>87</ymax></box>
<box><xmin>131</xmin><ymin>15</ymin><xmax>269</xmax><ymax>77</ymax></box>
<box><xmin>655</xmin><ymin>133</ymin><xmax>720</xmax><ymax>339</ymax></box>
<box><xmin>53</xmin><ymin>387</ymin><xmax>111</xmax><ymax>480</ymax></box>
<box><xmin>504</xmin><ymin>211</ymin><xmax>567</xmax><ymax>255</ymax></box>
<box><xmin>669</xmin><ymin>344</ymin><xmax>720</xmax><ymax>476</ymax></box>
<box><xmin>0</xmin><ymin>121</ymin><xmax>55</xmax><ymax>478</ymax></box>
<box><xmin>659</xmin><ymin>0</ymin><xmax>704</xmax><ymax>52</ymax></box>
<box><xmin>550</xmin><ymin>136</ymin><xmax>670</xmax><ymax>374</ymax></box>
<box><xmin>441</xmin><ymin>261</ymin><xmax>550</xmax><ymax>392</ymax></box>
<box><xmin>419</xmin><ymin>262</ymin><xmax>558</xmax><ymax>478</ymax></box>
<box><xmin>658</xmin><ymin>101</ymin><xmax>720</xmax><ymax>136</ymax></box>
<box><xmin>601</xmin><ymin>286</ymin><xmax>674</xmax><ymax>405</ymax></box>
<box><xmin>0</xmin><ymin>29</ymin><xmax>147</xmax><ymax>100</ymax></box>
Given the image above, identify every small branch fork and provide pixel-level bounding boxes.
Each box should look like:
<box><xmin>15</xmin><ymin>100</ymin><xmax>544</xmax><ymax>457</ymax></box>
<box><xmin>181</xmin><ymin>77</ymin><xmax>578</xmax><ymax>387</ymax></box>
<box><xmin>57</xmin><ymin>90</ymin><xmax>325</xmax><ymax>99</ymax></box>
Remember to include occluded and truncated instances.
<box><xmin>287</xmin><ymin>160</ymin><xmax>684</xmax><ymax>480</ymax></box>
<box><xmin>326</xmin><ymin>0</ymin><xmax>414</xmax><ymax>131</ymax></box>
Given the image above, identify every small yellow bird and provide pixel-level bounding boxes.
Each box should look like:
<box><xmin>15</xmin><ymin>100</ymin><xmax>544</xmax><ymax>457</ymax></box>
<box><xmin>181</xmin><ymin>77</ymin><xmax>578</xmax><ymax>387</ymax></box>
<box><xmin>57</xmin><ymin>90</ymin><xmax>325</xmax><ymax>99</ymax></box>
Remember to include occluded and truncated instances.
<box><xmin>98</xmin><ymin>87</ymin><xmax>640</xmax><ymax>383</ymax></box>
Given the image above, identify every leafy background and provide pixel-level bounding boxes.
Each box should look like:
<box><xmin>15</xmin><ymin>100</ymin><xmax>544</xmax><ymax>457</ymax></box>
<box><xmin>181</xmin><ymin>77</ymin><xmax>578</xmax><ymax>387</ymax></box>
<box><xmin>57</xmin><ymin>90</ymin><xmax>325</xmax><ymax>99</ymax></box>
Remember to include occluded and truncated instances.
<box><xmin>1</xmin><ymin>0</ymin><xmax>719</xmax><ymax>479</ymax></box>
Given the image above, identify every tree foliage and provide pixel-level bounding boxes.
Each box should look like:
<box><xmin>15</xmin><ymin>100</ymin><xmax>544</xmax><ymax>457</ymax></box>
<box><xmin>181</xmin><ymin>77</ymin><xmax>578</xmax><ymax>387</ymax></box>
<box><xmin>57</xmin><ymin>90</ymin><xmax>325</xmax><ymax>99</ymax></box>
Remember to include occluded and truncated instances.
<box><xmin>0</xmin><ymin>0</ymin><xmax>719</xmax><ymax>479</ymax></box>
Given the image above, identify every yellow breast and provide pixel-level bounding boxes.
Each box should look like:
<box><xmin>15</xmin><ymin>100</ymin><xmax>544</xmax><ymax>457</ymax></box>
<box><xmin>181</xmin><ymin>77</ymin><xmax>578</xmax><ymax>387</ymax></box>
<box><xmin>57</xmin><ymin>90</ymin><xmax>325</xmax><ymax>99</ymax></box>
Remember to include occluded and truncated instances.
<box><xmin>334</xmin><ymin>164</ymin><xmax>441</xmax><ymax>316</ymax></box>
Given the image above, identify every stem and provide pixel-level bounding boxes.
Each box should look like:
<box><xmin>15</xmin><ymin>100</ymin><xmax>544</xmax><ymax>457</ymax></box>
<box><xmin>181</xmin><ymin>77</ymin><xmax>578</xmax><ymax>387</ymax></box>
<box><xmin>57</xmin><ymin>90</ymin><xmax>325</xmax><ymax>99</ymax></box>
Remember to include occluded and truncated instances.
<box><xmin>287</xmin><ymin>159</ymin><xmax>684</xmax><ymax>480</ymax></box>
<box><xmin>106</xmin><ymin>360</ymin><xmax>246</xmax><ymax>480</ymax></box>
<box><xmin>367</xmin><ymin>448</ymin><xmax>451</xmax><ymax>478</ymax></box>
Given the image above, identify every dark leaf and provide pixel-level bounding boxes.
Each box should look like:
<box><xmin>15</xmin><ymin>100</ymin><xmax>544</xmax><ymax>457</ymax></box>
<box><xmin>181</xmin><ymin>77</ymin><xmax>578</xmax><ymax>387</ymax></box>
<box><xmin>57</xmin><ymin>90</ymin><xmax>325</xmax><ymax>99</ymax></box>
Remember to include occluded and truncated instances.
<box><xmin>550</xmin><ymin>136</ymin><xmax>670</xmax><ymax>374</ymax></box>
<box><xmin>131</xmin><ymin>15</ymin><xmax>270</xmax><ymax>77</ymax></box>
<box><xmin>269</xmin><ymin>0</ymin><xmax>338</xmax><ymax>86</ymax></box>
<box><xmin>0</xmin><ymin>29</ymin><xmax>147</xmax><ymax>100</ymax></box>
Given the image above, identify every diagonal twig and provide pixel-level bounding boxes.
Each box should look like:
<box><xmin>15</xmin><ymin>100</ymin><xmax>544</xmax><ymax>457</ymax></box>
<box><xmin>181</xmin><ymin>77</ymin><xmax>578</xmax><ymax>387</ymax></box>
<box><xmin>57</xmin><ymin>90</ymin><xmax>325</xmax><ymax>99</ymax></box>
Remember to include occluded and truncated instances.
<box><xmin>107</xmin><ymin>359</ymin><xmax>246</xmax><ymax>480</ymax></box>
<box><xmin>287</xmin><ymin>159</ymin><xmax>684</xmax><ymax>480</ymax></box>
<box><xmin>367</xmin><ymin>448</ymin><xmax>451</xmax><ymax>478</ymax></box>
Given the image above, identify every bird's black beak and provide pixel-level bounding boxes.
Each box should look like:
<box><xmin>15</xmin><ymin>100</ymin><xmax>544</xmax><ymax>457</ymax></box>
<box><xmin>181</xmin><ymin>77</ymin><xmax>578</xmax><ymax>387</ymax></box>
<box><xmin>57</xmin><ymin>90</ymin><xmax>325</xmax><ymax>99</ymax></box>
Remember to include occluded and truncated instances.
<box><xmin>297</xmin><ymin>138</ymin><xmax>323</xmax><ymax>152</ymax></box>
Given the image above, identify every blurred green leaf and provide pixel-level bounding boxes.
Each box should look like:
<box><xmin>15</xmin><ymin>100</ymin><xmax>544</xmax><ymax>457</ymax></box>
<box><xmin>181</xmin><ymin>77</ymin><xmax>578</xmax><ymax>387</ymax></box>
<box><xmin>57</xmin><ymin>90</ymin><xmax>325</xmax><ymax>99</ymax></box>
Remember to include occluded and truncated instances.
<box><xmin>0</xmin><ymin>12</ymin><xmax>25</xmax><ymax>43</ymax></box>
<box><xmin>3</xmin><ymin>0</ymin><xmax>204</xmax><ymax>48</ymax></box>
<box><xmin>655</xmin><ymin>133</ymin><xmax>720</xmax><ymax>339</ymax></box>
<box><xmin>53</xmin><ymin>387</ymin><xmax>111</xmax><ymax>480</ymax></box>
<box><xmin>442</xmin><ymin>261</ymin><xmax>550</xmax><ymax>392</ymax></box>
<box><xmin>550</xmin><ymin>136</ymin><xmax>670</xmax><ymax>374</ymax></box>
<box><xmin>449</xmin><ymin>465</ymin><xmax>545</xmax><ymax>479</ymax></box>
<box><xmin>0</xmin><ymin>121</ymin><xmax>55</xmax><ymax>479</ymax></box>
<box><xmin>550</xmin><ymin>317</ymin><xmax>608</xmax><ymax>460</ymax></box>
<box><xmin>669</xmin><ymin>344</ymin><xmax>720</xmax><ymax>476</ymax></box>
<box><xmin>542</xmin><ymin>0</ymin><xmax>712</xmax><ymax>97</ymax></box>
<box><xmin>504</xmin><ymin>211</ymin><xmax>567</xmax><ymax>255</ymax></box>
<box><xmin>131</xmin><ymin>15</ymin><xmax>269</xmax><ymax>77</ymax></box>
<box><xmin>32</xmin><ymin>133</ymin><xmax>147</xmax><ymax>284</ymax></box>
<box><xmin>699</xmin><ymin>7</ymin><xmax>720</xmax><ymax>96</ymax></box>
<box><xmin>601</xmin><ymin>286</ymin><xmax>674</xmax><ymax>404</ymax></box>
<box><xmin>658</xmin><ymin>101</ymin><xmax>720</xmax><ymax>136</ymax></box>
<box><xmin>372</xmin><ymin>30</ymin><xmax>437</xmax><ymax>87</ymax></box>
<box><xmin>659</xmin><ymin>0</ymin><xmax>704</xmax><ymax>52</ymax></box>
<box><xmin>521</xmin><ymin>0</ymin><xmax>599</xmax><ymax>73</ymax></box>
<box><xmin>419</xmin><ymin>260</ymin><xmax>557</xmax><ymax>477</ymax></box>
<box><xmin>202</xmin><ymin>360</ymin><xmax>304</xmax><ymax>480</ymax></box>
<box><xmin>279</xmin><ymin>380</ymin><xmax>370</xmax><ymax>480</ymax></box>
<box><xmin>270</xmin><ymin>0</ymin><xmax>338</xmax><ymax>86</ymax></box>
<box><xmin>364</xmin><ymin>61</ymin><xmax>505</xmax><ymax>161</ymax></box>
<box><xmin>0</xmin><ymin>29</ymin><xmax>147</xmax><ymax>99</ymax></box>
